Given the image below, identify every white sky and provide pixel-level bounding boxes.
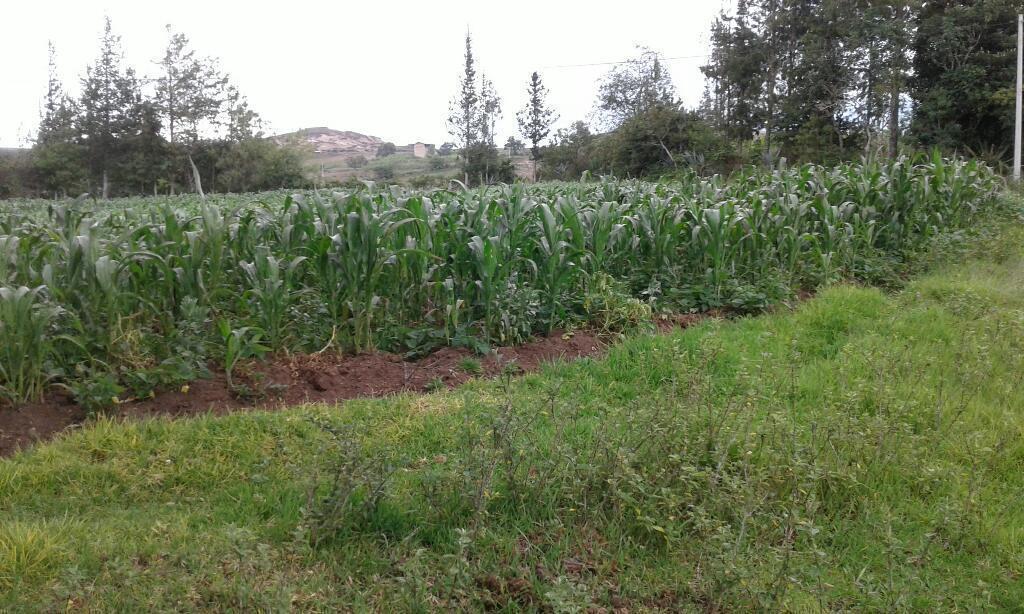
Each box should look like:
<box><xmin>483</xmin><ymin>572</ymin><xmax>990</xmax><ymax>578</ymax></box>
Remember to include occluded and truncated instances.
<box><xmin>0</xmin><ymin>1</ymin><xmax>729</xmax><ymax>148</ymax></box>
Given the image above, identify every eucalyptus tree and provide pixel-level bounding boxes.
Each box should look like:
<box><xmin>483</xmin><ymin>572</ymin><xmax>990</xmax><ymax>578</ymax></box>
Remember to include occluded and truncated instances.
<box><xmin>594</xmin><ymin>47</ymin><xmax>677</xmax><ymax>129</ymax></box>
<box><xmin>479</xmin><ymin>74</ymin><xmax>502</xmax><ymax>147</ymax></box>
<box><xmin>153</xmin><ymin>26</ymin><xmax>231</xmax><ymax>196</ymax></box>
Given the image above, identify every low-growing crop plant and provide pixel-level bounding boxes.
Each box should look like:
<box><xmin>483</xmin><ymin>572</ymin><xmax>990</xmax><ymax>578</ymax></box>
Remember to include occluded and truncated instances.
<box><xmin>583</xmin><ymin>272</ymin><xmax>653</xmax><ymax>336</ymax></box>
<box><xmin>64</xmin><ymin>369</ymin><xmax>123</xmax><ymax>415</ymax></box>
<box><xmin>458</xmin><ymin>357</ymin><xmax>483</xmax><ymax>375</ymax></box>
<box><xmin>217</xmin><ymin>320</ymin><xmax>269</xmax><ymax>389</ymax></box>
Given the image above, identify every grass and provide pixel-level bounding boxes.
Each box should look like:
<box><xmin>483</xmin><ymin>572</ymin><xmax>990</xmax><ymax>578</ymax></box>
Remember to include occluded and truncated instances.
<box><xmin>315</xmin><ymin>152</ymin><xmax>532</xmax><ymax>185</ymax></box>
<box><xmin>458</xmin><ymin>357</ymin><xmax>483</xmax><ymax>375</ymax></box>
<box><xmin>0</xmin><ymin>214</ymin><xmax>1022</xmax><ymax>610</ymax></box>
<box><xmin>316</xmin><ymin>152</ymin><xmax>458</xmax><ymax>184</ymax></box>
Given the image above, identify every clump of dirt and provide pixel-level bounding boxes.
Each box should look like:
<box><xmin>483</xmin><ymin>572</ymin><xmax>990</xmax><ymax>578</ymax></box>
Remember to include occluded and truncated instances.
<box><xmin>654</xmin><ymin>312</ymin><xmax>707</xmax><ymax>333</ymax></box>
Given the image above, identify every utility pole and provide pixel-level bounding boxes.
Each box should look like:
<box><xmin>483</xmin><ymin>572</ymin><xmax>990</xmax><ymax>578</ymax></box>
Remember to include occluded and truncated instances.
<box><xmin>1015</xmin><ymin>14</ymin><xmax>1022</xmax><ymax>181</ymax></box>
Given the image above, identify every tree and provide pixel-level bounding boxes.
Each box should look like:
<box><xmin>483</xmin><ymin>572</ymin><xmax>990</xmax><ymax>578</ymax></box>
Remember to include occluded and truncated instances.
<box><xmin>479</xmin><ymin>74</ymin><xmax>502</xmax><ymax>147</ymax></box>
<box><xmin>376</xmin><ymin>142</ymin><xmax>397</xmax><ymax>157</ymax></box>
<box><xmin>225</xmin><ymin>86</ymin><xmax>262</xmax><ymax>142</ymax></box>
<box><xmin>516</xmin><ymin>71</ymin><xmax>558</xmax><ymax>180</ymax></box>
<box><xmin>462</xmin><ymin>143</ymin><xmax>515</xmax><ymax>184</ymax></box>
<box><xmin>0</xmin><ymin>151</ymin><xmax>35</xmax><ymax>199</ymax></box>
<box><xmin>117</xmin><ymin>100</ymin><xmax>170</xmax><ymax>195</ymax></box>
<box><xmin>541</xmin><ymin>121</ymin><xmax>595</xmax><ymax>180</ymax></box>
<box><xmin>215</xmin><ymin>138</ymin><xmax>306</xmax><ymax>193</ymax></box>
<box><xmin>447</xmin><ymin>31</ymin><xmax>479</xmax><ymax>151</ymax></box>
<box><xmin>701</xmin><ymin>1</ymin><xmax>772</xmax><ymax>144</ymax></box>
<box><xmin>591</xmin><ymin>103</ymin><xmax>706</xmax><ymax>177</ymax></box>
<box><xmin>504</xmin><ymin>136</ymin><xmax>525</xmax><ymax>155</ymax></box>
<box><xmin>446</xmin><ymin>31</ymin><xmax>507</xmax><ymax>185</ymax></box>
<box><xmin>910</xmin><ymin>0</ymin><xmax>1017</xmax><ymax>160</ymax></box>
<box><xmin>154</xmin><ymin>26</ymin><xmax>231</xmax><ymax>196</ymax></box>
<box><xmin>34</xmin><ymin>42</ymin><xmax>87</xmax><ymax>196</ymax></box>
<box><xmin>874</xmin><ymin>1</ymin><xmax>917</xmax><ymax>158</ymax></box>
<box><xmin>438</xmin><ymin>142</ymin><xmax>455</xmax><ymax>156</ymax></box>
<box><xmin>79</xmin><ymin>17</ymin><xmax>141</xmax><ymax>198</ymax></box>
<box><xmin>17</xmin><ymin>22</ymin><xmax>300</xmax><ymax>198</ymax></box>
<box><xmin>595</xmin><ymin>47</ymin><xmax>677</xmax><ymax>128</ymax></box>
<box><xmin>701</xmin><ymin>0</ymin><xmax>864</xmax><ymax>163</ymax></box>
<box><xmin>373</xmin><ymin>163</ymin><xmax>395</xmax><ymax>181</ymax></box>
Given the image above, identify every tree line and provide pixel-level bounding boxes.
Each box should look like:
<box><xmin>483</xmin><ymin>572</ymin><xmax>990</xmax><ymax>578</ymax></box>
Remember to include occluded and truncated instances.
<box><xmin>1</xmin><ymin>18</ymin><xmax>305</xmax><ymax>199</ymax></box>
<box><xmin>4</xmin><ymin>3</ymin><xmax>1022</xmax><ymax>196</ymax></box>
<box><xmin>463</xmin><ymin>0</ymin><xmax>1024</xmax><ymax>182</ymax></box>
<box><xmin>700</xmin><ymin>0</ymin><xmax>1021</xmax><ymax>165</ymax></box>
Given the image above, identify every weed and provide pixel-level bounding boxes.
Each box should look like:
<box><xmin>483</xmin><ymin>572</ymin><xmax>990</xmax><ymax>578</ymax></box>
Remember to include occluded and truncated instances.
<box><xmin>458</xmin><ymin>357</ymin><xmax>483</xmax><ymax>375</ymax></box>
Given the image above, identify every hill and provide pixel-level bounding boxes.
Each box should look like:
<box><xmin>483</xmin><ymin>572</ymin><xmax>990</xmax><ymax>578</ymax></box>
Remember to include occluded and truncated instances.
<box><xmin>272</xmin><ymin>127</ymin><xmax>531</xmax><ymax>186</ymax></box>
<box><xmin>273</xmin><ymin>127</ymin><xmax>383</xmax><ymax>158</ymax></box>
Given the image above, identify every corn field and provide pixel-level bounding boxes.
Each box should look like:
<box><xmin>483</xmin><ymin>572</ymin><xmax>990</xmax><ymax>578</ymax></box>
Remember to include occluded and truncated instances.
<box><xmin>0</xmin><ymin>154</ymin><xmax>1002</xmax><ymax>406</ymax></box>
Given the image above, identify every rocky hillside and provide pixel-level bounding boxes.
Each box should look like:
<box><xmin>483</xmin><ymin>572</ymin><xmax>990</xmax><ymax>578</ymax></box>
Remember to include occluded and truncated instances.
<box><xmin>274</xmin><ymin>127</ymin><xmax>383</xmax><ymax>158</ymax></box>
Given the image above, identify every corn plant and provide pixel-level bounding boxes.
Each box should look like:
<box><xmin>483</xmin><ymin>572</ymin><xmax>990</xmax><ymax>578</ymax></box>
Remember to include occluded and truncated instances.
<box><xmin>0</xmin><ymin>286</ymin><xmax>54</xmax><ymax>403</ymax></box>
<box><xmin>0</xmin><ymin>154</ymin><xmax>1002</xmax><ymax>406</ymax></box>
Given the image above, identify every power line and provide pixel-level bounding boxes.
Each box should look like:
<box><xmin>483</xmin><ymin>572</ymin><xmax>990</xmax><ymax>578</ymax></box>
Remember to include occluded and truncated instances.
<box><xmin>542</xmin><ymin>53</ymin><xmax>709</xmax><ymax>70</ymax></box>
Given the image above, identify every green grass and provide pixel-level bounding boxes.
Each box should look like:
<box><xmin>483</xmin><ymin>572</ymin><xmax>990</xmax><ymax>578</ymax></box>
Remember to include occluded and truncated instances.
<box><xmin>315</xmin><ymin>152</ymin><xmax>532</xmax><ymax>185</ymax></box>
<box><xmin>1</xmin><ymin>218</ymin><xmax>1023</xmax><ymax>611</ymax></box>
<box><xmin>317</xmin><ymin>152</ymin><xmax>458</xmax><ymax>184</ymax></box>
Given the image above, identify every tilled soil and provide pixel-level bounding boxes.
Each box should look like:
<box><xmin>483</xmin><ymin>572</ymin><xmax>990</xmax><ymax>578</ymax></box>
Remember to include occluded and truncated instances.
<box><xmin>1</xmin><ymin>330</ymin><xmax>602</xmax><ymax>457</ymax></box>
<box><xmin>0</xmin><ymin>317</ymin><xmax>713</xmax><ymax>458</ymax></box>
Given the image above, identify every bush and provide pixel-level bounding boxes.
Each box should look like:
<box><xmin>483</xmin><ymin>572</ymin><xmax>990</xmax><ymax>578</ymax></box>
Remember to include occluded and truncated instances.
<box><xmin>214</xmin><ymin>139</ymin><xmax>308</xmax><ymax>192</ymax></box>
<box><xmin>541</xmin><ymin>121</ymin><xmax>596</xmax><ymax>181</ymax></box>
<box><xmin>461</xmin><ymin>143</ymin><xmax>515</xmax><ymax>185</ymax></box>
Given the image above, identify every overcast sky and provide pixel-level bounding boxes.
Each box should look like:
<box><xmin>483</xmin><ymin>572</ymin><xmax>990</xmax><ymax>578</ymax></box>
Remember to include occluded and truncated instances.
<box><xmin>0</xmin><ymin>1</ymin><xmax>729</xmax><ymax>148</ymax></box>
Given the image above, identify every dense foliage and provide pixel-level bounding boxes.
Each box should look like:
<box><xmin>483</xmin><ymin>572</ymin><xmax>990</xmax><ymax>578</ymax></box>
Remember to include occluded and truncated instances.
<box><xmin>6</xmin><ymin>19</ymin><xmax>307</xmax><ymax>199</ymax></box>
<box><xmin>0</xmin><ymin>155</ymin><xmax>1000</xmax><ymax>408</ymax></box>
<box><xmin>702</xmin><ymin>0</ymin><xmax>1022</xmax><ymax>166</ymax></box>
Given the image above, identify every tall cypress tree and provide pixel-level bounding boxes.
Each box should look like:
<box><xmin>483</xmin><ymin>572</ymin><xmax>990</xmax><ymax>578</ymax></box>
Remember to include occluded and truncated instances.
<box><xmin>478</xmin><ymin>74</ymin><xmax>502</xmax><ymax>148</ymax></box>
<box><xmin>516</xmin><ymin>71</ymin><xmax>558</xmax><ymax>180</ymax></box>
<box><xmin>34</xmin><ymin>42</ymin><xmax>86</xmax><ymax>195</ymax></box>
<box><xmin>447</xmin><ymin>31</ymin><xmax>480</xmax><ymax>151</ymax></box>
<box><xmin>79</xmin><ymin>17</ymin><xmax>140</xmax><ymax>198</ymax></box>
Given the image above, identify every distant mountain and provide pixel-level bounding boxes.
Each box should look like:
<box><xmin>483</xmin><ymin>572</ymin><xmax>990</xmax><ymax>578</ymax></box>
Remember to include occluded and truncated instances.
<box><xmin>0</xmin><ymin>147</ymin><xmax>27</xmax><ymax>158</ymax></box>
<box><xmin>274</xmin><ymin>127</ymin><xmax>384</xmax><ymax>158</ymax></box>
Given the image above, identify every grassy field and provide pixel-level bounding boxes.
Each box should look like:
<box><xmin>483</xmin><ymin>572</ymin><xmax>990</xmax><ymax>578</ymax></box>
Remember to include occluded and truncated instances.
<box><xmin>1</xmin><ymin>203</ymin><xmax>1022</xmax><ymax>610</ymax></box>
<box><xmin>312</xmin><ymin>152</ymin><xmax>533</xmax><ymax>185</ymax></box>
<box><xmin>314</xmin><ymin>152</ymin><xmax>459</xmax><ymax>184</ymax></box>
